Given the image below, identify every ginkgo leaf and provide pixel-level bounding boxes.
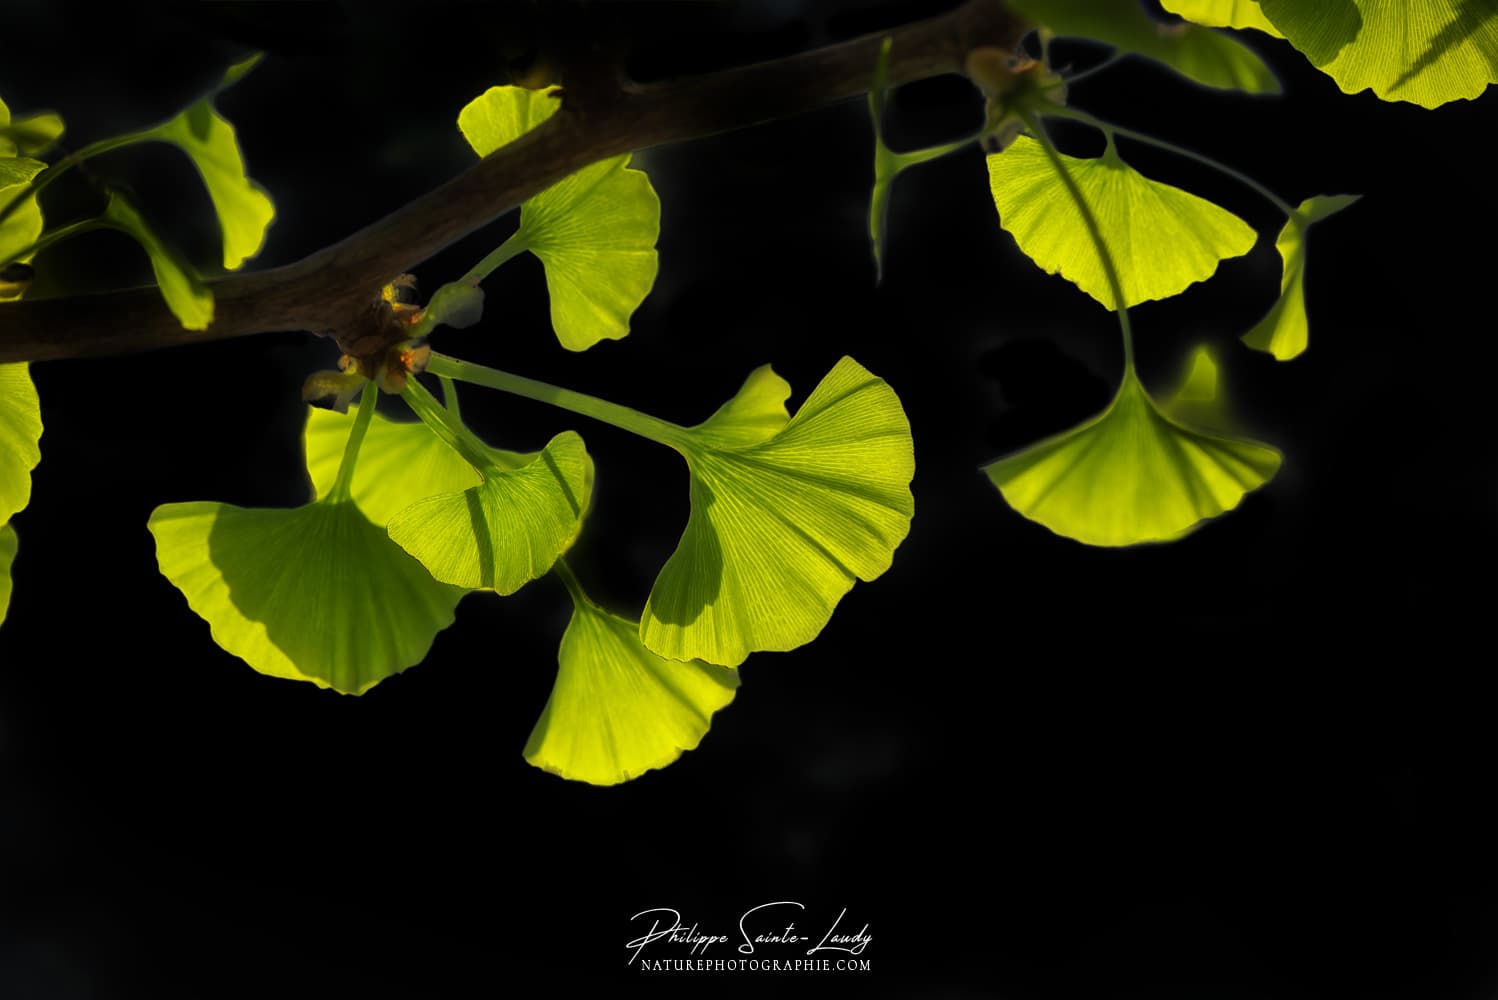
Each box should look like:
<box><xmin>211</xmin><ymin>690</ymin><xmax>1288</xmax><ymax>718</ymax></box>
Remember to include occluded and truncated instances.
<box><xmin>142</xmin><ymin>55</ymin><xmax>275</xmax><ymax>269</ymax></box>
<box><xmin>1159</xmin><ymin>0</ymin><xmax>1283</xmax><ymax>37</ymax></box>
<box><xmin>1242</xmin><ymin>194</ymin><xmax>1360</xmax><ymax>361</ymax></box>
<box><xmin>988</xmin><ymin>135</ymin><xmax>1256</xmax><ymax>309</ymax></box>
<box><xmin>100</xmin><ymin>192</ymin><xmax>213</xmax><ymax>330</ymax></box>
<box><xmin>0</xmin><ymin>156</ymin><xmax>44</xmax><ymax>271</ymax></box>
<box><xmin>525</xmin><ymin>568</ymin><xmax>739</xmax><ymax>785</ymax></box>
<box><xmin>0</xmin><ymin>363</ymin><xmax>42</xmax><ymax>525</ymax></box>
<box><xmin>149</xmin><ymin>498</ymin><xmax>465</xmax><ymax>694</ymax></box>
<box><xmin>1009</xmin><ymin>0</ymin><xmax>1282</xmax><ymax>93</ymax></box>
<box><xmin>640</xmin><ymin>357</ymin><xmax>915</xmax><ymax>667</ymax></box>
<box><xmin>984</xmin><ymin>364</ymin><xmax>1282</xmax><ymax>546</ymax></box>
<box><xmin>458</xmin><ymin>86</ymin><xmax>660</xmax><ymax>351</ymax></box>
<box><xmin>0</xmin><ymin>523</ymin><xmax>16</xmax><ymax>626</ymax></box>
<box><xmin>386</xmin><ymin>430</ymin><xmax>594</xmax><ymax>593</ymax></box>
<box><xmin>1259</xmin><ymin>0</ymin><xmax>1498</xmax><ymax>107</ymax></box>
<box><xmin>0</xmin><ymin>113</ymin><xmax>65</xmax><ymax>157</ymax></box>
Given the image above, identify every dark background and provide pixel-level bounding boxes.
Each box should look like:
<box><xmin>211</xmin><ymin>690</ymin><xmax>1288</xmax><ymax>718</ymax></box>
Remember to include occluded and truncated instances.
<box><xmin>1</xmin><ymin>1</ymin><xmax>1494</xmax><ymax>996</ymax></box>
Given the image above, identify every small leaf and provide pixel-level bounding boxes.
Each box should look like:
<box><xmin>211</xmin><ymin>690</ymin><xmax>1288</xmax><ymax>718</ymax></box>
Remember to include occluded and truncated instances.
<box><xmin>1259</xmin><ymin>0</ymin><xmax>1498</xmax><ymax>107</ymax></box>
<box><xmin>1009</xmin><ymin>0</ymin><xmax>1282</xmax><ymax>93</ymax></box>
<box><xmin>149</xmin><ymin>498</ymin><xmax>464</xmax><ymax>694</ymax></box>
<box><xmin>0</xmin><ymin>157</ymin><xmax>45</xmax><ymax>271</ymax></box>
<box><xmin>0</xmin><ymin>523</ymin><xmax>16</xmax><ymax>627</ymax></box>
<box><xmin>102</xmin><ymin>192</ymin><xmax>213</xmax><ymax>330</ymax></box>
<box><xmin>988</xmin><ymin>135</ymin><xmax>1256</xmax><ymax>309</ymax></box>
<box><xmin>984</xmin><ymin>365</ymin><xmax>1281</xmax><ymax>546</ymax></box>
<box><xmin>640</xmin><ymin>357</ymin><xmax>915</xmax><ymax>667</ymax></box>
<box><xmin>142</xmin><ymin>59</ymin><xmax>275</xmax><ymax>269</ymax></box>
<box><xmin>0</xmin><ymin>363</ymin><xmax>42</xmax><ymax>525</ymax></box>
<box><xmin>525</xmin><ymin>571</ymin><xmax>739</xmax><ymax>785</ymax></box>
<box><xmin>0</xmin><ymin>113</ymin><xmax>66</xmax><ymax>157</ymax></box>
<box><xmin>457</xmin><ymin>86</ymin><xmax>661</xmax><ymax>350</ymax></box>
<box><xmin>1242</xmin><ymin>194</ymin><xmax>1360</xmax><ymax>360</ymax></box>
<box><xmin>1159</xmin><ymin>0</ymin><xmax>1283</xmax><ymax>37</ymax></box>
<box><xmin>386</xmin><ymin>430</ymin><xmax>594</xmax><ymax>593</ymax></box>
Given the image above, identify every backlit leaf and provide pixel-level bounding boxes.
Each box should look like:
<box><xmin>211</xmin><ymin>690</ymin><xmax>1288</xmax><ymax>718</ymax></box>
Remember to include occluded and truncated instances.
<box><xmin>102</xmin><ymin>192</ymin><xmax>213</xmax><ymax>330</ymax></box>
<box><xmin>1159</xmin><ymin>0</ymin><xmax>1283</xmax><ymax>36</ymax></box>
<box><xmin>458</xmin><ymin>86</ymin><xmax>660</xmax><ymax>350</ymax></box>
<box><xmin>984</xmin><ymin>364</ymin><xmax>1281</xmax><ymax>546</ymax></box>
<box><xmin>150</xmin><ymin>498</ymin><xmax>464</xmax><ymax>694</ymax></box>
<box><xmin>0</xmin><ymin>151</ymin><xmax>44</xmax><ymax>271</ymax></box>
<box><xmin>0</xmin><ymin>523</ymin><xmax>16</xmax><ymax>626</ymax></box>
<box><xmin>0</xmin><ymin>363</ymin><xmax>42</xmax><ymax>525</ymax></box>
<box><xmin>1242</xmin><ymin>194</ymin><xmax>1360</xmax><ymax>360</ymax></box>
<box><xmin>640</xmin><ymin>357</ymin><xmax>915</xmax><ymax>667</ymax></box>
<box><xmin>143</xmin><ymin>56</ymin><xmax>275</xmax><ymax>269</ymax></box>
<box><xmin>1260</xmin><ymin>0</ymin><xmax>1498</xmax><ymax>107</ymax></box>
<box><xmin>988</xmin><ymin>135</ymin><xmax>1256</xmax><ymax>309</ymax></box>
<box><xmin>525</xmin><ymin>570</ymin><xmax>739</xmax><ymax>785</ymax></box>
<box><xmin>1010</xmin><ymin>0</ymin><xmax>1282</xmax><ymax>93</ymax></box>
<box><xmin>386</xmin><ymin>430</ymin><xmax>594</xmax><ymax>593</ymax></box>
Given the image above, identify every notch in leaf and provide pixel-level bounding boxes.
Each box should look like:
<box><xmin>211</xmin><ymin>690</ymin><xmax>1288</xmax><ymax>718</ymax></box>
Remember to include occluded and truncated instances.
<box><xmin>1241</xmin><ymin>194</ymin><xmax>1361</xmax><ymax>361</ymax></box>
<box><xmin>149</xmin><ymin>386</ymin><xmax>465</xmax><ymax>694</ymax></box>
<box><xmin>526</xmin><ymin>562</ymin><xmax>740</xmax><ymax>785</ymax></box>
<box><xmin>458</xmin><ymin>86</ymin><xmax>660</xmax><ymax>351</ymax></box>
<box><xmin>984</xmin><ymin>349</ymin><xmax>1281</xmax><ymax>546</ymax></box>
<box><xmin>640</xmin><ymin>357</ymin><xmax>915</xmax><ymax>667</ymax></box>
<box><xmin>987</xmin><ymin>135</ymin><xmax>1256</xmax><ymax>309</ymax></box>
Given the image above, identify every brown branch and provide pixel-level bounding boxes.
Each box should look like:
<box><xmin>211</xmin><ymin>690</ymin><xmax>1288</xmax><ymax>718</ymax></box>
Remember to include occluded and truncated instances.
<box><xmin>0</xmin><ymin>0</ymin><xmax>1026</xmax><ymax>365</ymax></box>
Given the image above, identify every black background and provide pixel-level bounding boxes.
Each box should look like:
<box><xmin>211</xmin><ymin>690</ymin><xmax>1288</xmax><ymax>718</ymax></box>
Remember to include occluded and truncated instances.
<box><xmin>1</xmin><ymin>1</ymin><xmax>1494</xmax><ymax>996</ymax></box>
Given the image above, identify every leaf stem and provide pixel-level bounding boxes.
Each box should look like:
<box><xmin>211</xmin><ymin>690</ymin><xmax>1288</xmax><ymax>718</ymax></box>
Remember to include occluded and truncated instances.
<box><xmin>0</xmin><ymin>128</ymin><xmax>154</xmax><ymax>235</ymax></box>
<box><xmin>1019</xmin><ymin>110</ymin><xmax>1135</xmax><ymax>370</ymax></box>
<box><xmin>1038</xmin><ymin>101</ymin><xmax>1296</xmax><ymax>218</ymax></box>
<box><xmin>438</xmin><ymin>375</ymin><xmax>462</xmax><ymax>418</ymax></box>
<box><xmin>328</xmin><ymin>382</ymin><xmax>378</xmax><ymax>503</ymax></box>
<box><xmin>1063</xmin><ymin>53</ymin><xmax>1124</xmax><ymax>88</ymax></box>
<box><xmin>461</xmin><ymin>230</ymin><xmax>530</xmax><ymax>286</ymax></box>
<box><xmin>551</xmin><ymin>558</ymin><xmax>589</xmax><ymax>607</ymax></box>
<box><xmin>426</xmin><ymin>353</ymin><xmax>694</xmax><ymax>451</ymax></box>
<box><xmin>401</xmin><ymin>376</ymin><xmax>497</xmax><ymax>472</ymax></box>
<box><xmin>0</xmin><ymin>217</ymin><xmax>107</xmax><ymax>269</ymax></box>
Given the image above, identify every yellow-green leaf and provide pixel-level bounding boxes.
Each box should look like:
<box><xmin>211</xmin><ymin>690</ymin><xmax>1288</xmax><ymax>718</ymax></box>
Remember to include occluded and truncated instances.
<box><xmin>0</xmin><ymin>523</ymin><xmax>16</xmax><ymax>627</ymax></box>
<box><xmin>525</xmin><ymin>569</ymin><xmax>739</xmax><ymax>785</ymax></box>
<box><xmin>640</xmin><ymin>357</ymin><xmax>915</xmax><ymax>667</ymax></box>
<box><xmin>0</xmin><ymin>363</ymin><xmax>42</xmax><ymax>525</ymax></box>
<box><xmin>0</xmin><ymin>155</ymin><xmax>45</xmax><ymax>271</ymax></box>
<box><xmin>984</xmin><ymin>364</ymin><xmax>1281</xmax><ymax>546</ymax></box>
<box><xmin>988</xmin><ymin>135</ymin><xmax>1256</xmax><ymax>309</ymax></box>
<box><xmin>1260</xmin><ymin>0</ymin><xmax>1498</xmax><ymax>107</ymax></box>
<box><xmin>101</xmin><ymin>192</ymin><xmax>213</xmax><ymax>330</ymax></box>
<box><xmin>1160</xmin><ymin>0</ymin><xmax>1283</xmax><ymax>37</ymax></box>
<box><xmin>1242</xmin><ymin>194</ymin><xmax>1360</xmax><ymax>360</ymax></box>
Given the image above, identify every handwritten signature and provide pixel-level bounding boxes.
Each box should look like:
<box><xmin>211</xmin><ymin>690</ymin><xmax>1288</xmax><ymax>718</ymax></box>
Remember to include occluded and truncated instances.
<box><xmin>626</xmin><ymin>902</ymin><xmax>872</xmax><ymax>964</ymax></box>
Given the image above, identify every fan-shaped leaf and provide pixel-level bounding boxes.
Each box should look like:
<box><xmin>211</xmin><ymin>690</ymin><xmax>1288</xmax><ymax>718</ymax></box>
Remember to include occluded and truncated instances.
<box><xmin>0</xmin><ymin>363</ymin><xmax>42</xmax><ymax>525</ymax></box>
<box><xmin>0</xmin><ymin>523</ymin><xmax>16</xmax><ymax>626</ymax></box>
<box><xmin>1260</xmin><ymin>0</ymin><xmax>1498</xmax><ymax>107</ymax></box>
<box><xmin>1242</xmin><ymin>194</ymin><xmax>1360</xmax><ymax>360</ymax></box>
<box><xmin>1010</xmin><ymin>0</ymin><xmax>1281</xmax><ymax>93</ymax></box>
<box><xmin>984</xmin><ymin>364</ymin><xmax>1281</xmax><ymax>546</ymax></box>
<box><xmin>458</xmin><ymin>86</ymin><xmax>660</xmax><ymax>350</ymax></box>
<box><xmin>0</xmin><ymin>154</ymin><xmax>44</xmax><ymax>272</ymax></box>
<box><xmin>640</xmin><ymin>357</ymin><xmax>915</xmax><ymax>667</ymax></box>
<box><xmin>149</xmin><ymin>498</ymin><xmax>465</xmax><ymax>694</ymax></box>
<box><xmin>102</xmin><ymin>192</ymin><xmax>213</xmax><ymax>330</ymax></box>
<box><xmin>526</xmin><ymin>572</ymin><xmax>739</xmax><ymax>785</ymax></box>
<box><xmin>386</xmin><ymin>430</ymin><xmax>593</xmax><ymax>593</ymax></box>
<box><xmin>988</xmin><ymin>135</ymin><xmax>1256</xmax><ymax>309</ymax></box>
<box><xmin>1160</xmin><ymin>0</ymin><xmax>1283</xmax><ymax>36</ymax></box>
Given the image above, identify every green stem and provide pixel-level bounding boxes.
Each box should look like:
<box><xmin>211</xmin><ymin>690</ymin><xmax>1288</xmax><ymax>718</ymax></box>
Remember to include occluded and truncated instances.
<box><xmin>328</xmin><ymin>383</ymin><xmax>378</xmax><ymax>503</ymax></box>
<box><xmin>461</xmin><ymin>229</ymin><xmax>530</xmax><ymax>286</ymax></box>
<box><xmin>0</xmin><ymin>217</ymin><xmax>107</xmax><ymax>269</ymax></box>
<box><xmin>0</xmin><ymin>128</ymin><xmax>154</xmax><ymax>235</ymax></box>
<box><xmin>401</xmin><ymin>376</ymin><xmax>496</xmax><ymax>471</ymax></box>
<box><xmin>889</xmin><ymin>134</ymin><xmax>975</xmax><ymax>170</ymax></box>
<box><xmin>1019</xmin><ymin>110</ymin><xmax>1135</xmax><ymax>370</ymax></box>
<box><xmin>438</xmin><ymin>375</ymin><xmax>462</xmax><ymax>418</ymax></box>
<box><xmin>1064</xmin><ymin>53</ymin><xmax>1124</xmax><ymax>88</ymax></box>
<box><xmin>426</xmin><ymin>353</ymin><xmax>694</xmax><ymax>451</ymax></box>
<box><xmin>551</xmin><ymin>558</ymin><xmax>588</xmax><ymax>606</ymax></box>
<box><xmin>1039</xmin><ymin>101</ymin><xmax>1297</xmax><ymax>218</ymax></box>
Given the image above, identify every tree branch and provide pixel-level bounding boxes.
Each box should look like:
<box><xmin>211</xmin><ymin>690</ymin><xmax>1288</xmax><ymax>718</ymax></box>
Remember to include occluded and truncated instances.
<box><xmin>0</xmin><ymin>0</ymin><xmax>1026</xmax><ymax>365</ymax></box>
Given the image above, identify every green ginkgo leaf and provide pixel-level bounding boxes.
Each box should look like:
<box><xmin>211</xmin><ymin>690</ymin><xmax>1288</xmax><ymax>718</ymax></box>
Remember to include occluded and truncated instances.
<box><xmin>386</xmin><ymin>427</ymin><xmax>594</xmax><ymax>594</ymax></box>
<box><xmin>0</xmin><ymin>523</ymin><xmax>16</xmax><ymax>626</ymax></box>
<box><xmin>1242</xmin><ymin>194</ymin><xmax>1360</xmax><ymax>360</ymax></box>
<box><xmin>0</xmin><ymin>363</ymin><xmax>42</xmax><ymax>526</ymax></box>
<box><xmin>1010</xmin><ymin>0</ymin><xmax>1282</xmax><ymax>93</ymax></box>
<box><xmin>150</xmin><ymin>497</ymin><xmax>465</xmax><ymax>694</ymax></box>
<box><xmin>0</xmin><ymin>154</ymin><xmax>44</xmax><ymax>270</ymax></box>
<box><xmin>639</xmin><ymin>357</ymin><xmax>915</xmax><ymax>667</ymax></box>
<box><xmin>525</xmin><ymin>565</ymin><xmax>740</xmax><ymax>785</ymax></box>
<box><xmin>1159</xmin><ymin>0</ymin><xmax>1283</xmax><ymax>36</ymax></box>
<box><xmin>984</xmin><ymin>362</ymin><xmax>1281</xmax><ymax>546</ymax></box>
<box><xmin>988</xmin><ymin>135</ymin><xmax>1256</xmax><ymax>309</ymax></box>
<box><xmin>101</xmin><ymin>192</ymin><xmax>213</xmax><ymax>330</ymax></box>
<box><xmin>141</xmin><ymin>55</ymin><xmax>275</xmax><ymax>269</ymax></box>
<box><xmin>458</xmin><ymin>86</ymin><xmax>660</xmax><ymax>351</ymax></box>
<box><xmin>1259</xmin><ymin>0</ymin><xmax>1498</xmax><ymax>107</ymax></box>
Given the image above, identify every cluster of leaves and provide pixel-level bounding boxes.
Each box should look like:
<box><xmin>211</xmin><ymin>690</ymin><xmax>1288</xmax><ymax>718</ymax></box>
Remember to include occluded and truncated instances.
<box><xmin>870</xmin><ymin>0</ymin><xmax>1495</xmax><ymax>546</ymax></box>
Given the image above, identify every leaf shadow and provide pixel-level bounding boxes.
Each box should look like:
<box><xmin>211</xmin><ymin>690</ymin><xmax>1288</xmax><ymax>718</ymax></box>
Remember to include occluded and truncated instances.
<box><xmin>1389</xmin><ymin>0</ymin><xmax>1498</xmax><ymax>96</ymax></box>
